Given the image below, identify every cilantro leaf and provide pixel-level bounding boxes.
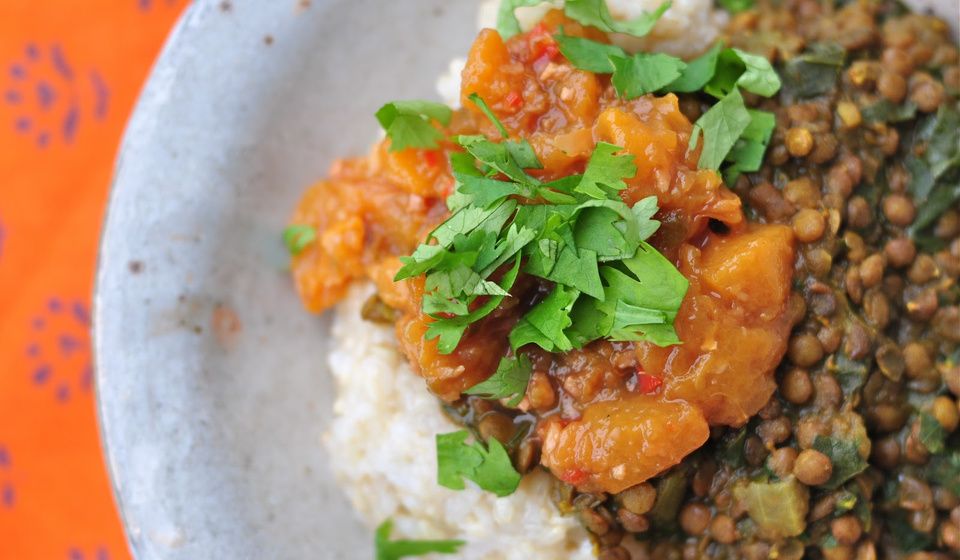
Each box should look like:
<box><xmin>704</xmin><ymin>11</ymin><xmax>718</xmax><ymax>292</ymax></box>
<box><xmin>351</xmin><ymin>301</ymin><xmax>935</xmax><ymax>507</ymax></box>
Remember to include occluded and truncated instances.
<box><xmin>465</xmin><ymin>354</ymin><xmax>532</xmax><ymax>406</ymax></box>
<box><xmin>690</xmin><ymin>88</ymin><xmax>752</xmax><ymax>170</ymax></box>
<box><xmin>565</xmin><ymin>241</ymin><xmax>687</xmax><ymax>347</ymax></box>
<box><xmin>375</xmin><ymin>100</ymin><xmax>452</xmax><ymax>151</ymax></box>
<box><xmin>457</xmin><ymin>135</ymin><xmax>541</xmax><ymax>186</ymax></box>
<box><xmin>554</xmin><ymin>32</ymin><xmax>623</xmax><ymax>73</ymax></box>
<box><xmin>718</xmin><ymin>0</ymin><xmax>754</xmax><ymax>13</ymax></box>
<box><xmin>282</xmin><ymin>224</ymin><xmax>316</xmax><ymax>255</ymax></box>
<box><xmin>564</xmin><ymin>0</ymin><xmax>671</xmax><ymax>37</ymax></box>
<box><xmin>704</xmin><ymin>48</ymin><xmax>781</xmax><ymax>98</ymax></box>
<box><xmin>510</xmin><ymin>285</ymin><xmax>580</xmax><ymax>352</ymax></box>
<box><xmin>723</xmin><ymin>108</ymin><xmax>776</xmax><ymax>184</ymax></box>
<box><xmin>395</xmin><ymin>244</ymin><xmax>449</xmax><ymax>281</ymax></box>
<box><xmin>468</xmin><ymin>92</ymin><xmax>509</xmax><ymax>138</ymax></box>
<box><xmin>604</xmin><ymin>241</ymin><xmax>688</xmax><ymax>345</ymax></box>
<box><xmin>436</xmin><ymin>430</ymin><xmax>522</xmax><ymax>497</ymax></box>
<box><xmin>496</xmin><ymin>0</ymin><xmax>547</xmax><ymax>39</ymax></box>
<box><xmin>732</xmin><ymin>49</ymin><xmax>781</xmax><ymax>97</ymax></box>
<box><xmin>375</xmin><ymin>519</ymin><xmax>464</xmax><ymax>560</ymax></box>
<box><xmin>812</xmin><ymin>435</ymin><xmax>868</xmax><ymax>490</ymax></box>
<box><xmin>610</xmin><ymin>53</ymin><xmax>686</xmax><ymax>99</ymax></box>
<box><xmin>666</xmin><ymin>42</ymin><xmax>723</xmax><ymax>93</ymax></box>
<box><xmin>425</xmin><ymin>257</ymin><xmax>522</xmax><ymax>353</ymax></box>
<box><xmin>919</xmin><ymin>412</ymin><xmax>947</xmax><ymax>454</ymax></box>
<box><xmin>576</xmin><ymin>142</ymin><xmax>637</xmax><ymax>198</ymax></box>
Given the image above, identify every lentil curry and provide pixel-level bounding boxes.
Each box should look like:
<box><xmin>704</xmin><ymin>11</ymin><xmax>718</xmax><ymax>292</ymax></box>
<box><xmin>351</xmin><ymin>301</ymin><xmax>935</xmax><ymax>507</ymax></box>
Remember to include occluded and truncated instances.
<box><xmin>288</xmin><ymin>1</ymin><xmax>960</xmax><ymax>558</ymax></box>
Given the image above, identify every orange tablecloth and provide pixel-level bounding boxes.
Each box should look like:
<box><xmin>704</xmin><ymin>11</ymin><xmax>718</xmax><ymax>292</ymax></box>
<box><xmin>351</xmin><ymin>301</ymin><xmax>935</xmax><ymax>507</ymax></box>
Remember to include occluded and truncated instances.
<box><xmin>0</xmin><ymin>1</ymin><xmax>186</xmax><ymax>558</ymax></box>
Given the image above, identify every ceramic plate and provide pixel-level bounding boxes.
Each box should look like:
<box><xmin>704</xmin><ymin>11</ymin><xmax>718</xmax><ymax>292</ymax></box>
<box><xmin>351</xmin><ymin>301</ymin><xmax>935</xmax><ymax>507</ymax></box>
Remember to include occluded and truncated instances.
<box><xmin>94</xmin><ymin>1</ymin><xmax>474</xmax><ymax>558</ymax></box>
<box><xmin>94</xmin><ymin>1</ymin><xmax>958</xmax><ymax>559</ymax></box>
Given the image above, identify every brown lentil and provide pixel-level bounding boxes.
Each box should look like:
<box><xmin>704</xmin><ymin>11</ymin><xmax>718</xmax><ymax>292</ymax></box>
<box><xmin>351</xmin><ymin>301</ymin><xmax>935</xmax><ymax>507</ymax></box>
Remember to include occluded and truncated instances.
<box><xmin>832</xmin><ymin>515</ymin><xmax>864</xmax><ymax>545</ymax></box>
<box><xmin>789</xmin><ymin>333</ymin><xmax>825</xmax><ymax>367</ymax></box>
<box><xmin>932</xmin><ymin>396</ymin><xmax>959</xmax><ymax>432</ymax></box>
<box><xmin>882</xmin><ymin>194</ymin><xmax>917</xmax><ymax>227</ymax></box>
<box><xmin>709</xmin><ymin>515</ymin><xmax>738</xmax><ymax>544</ymax></box>
<box><xmin>679</xmin><ymin>503</ymin><xmax>711</xmax><ymax>536</ymax></box>
<box><xmin>767</xmin><ymin>447</ymin><xmax>798</xmax><ymax>478</ymax></box>
<box><xmin>618</xmin><ymin>482</ymin><xmax>656</xmax><ymax>515</ymax></box>
<box><xmin>782</xmin><ymin>368</ymin><xmax>813</xmax><ymax>404</ymax></box>
<box><xmin>859</xmin><ymin>254</ymin><xmax>885</xmax><ymax>288</ymax></box>
<box><xmin>877</xmin><ymin>71</ymin><xmax>908</xmax><ymax>102</ymax></box>
<box><xmin>786</xmin><ymin>127</ymin><xmax>814</xmax><ymax>157</ymax></box>
<box><xmin>884</xmin><ymin>238</ymin><xmax>916</xmax><ymax>268</ymax></box>
<box><xmin>793</xmin><ymin>209</ymin><xmax>826</xmax><ymax>242</ymax></box>
<box><xmin>794</xmin><ymin>449</ymin><xmax>833</xmax><ymax>485</ymax></box>
<box><xmin>847</xmin><ymin>196</ymin><xmax>873</xmax><ymax>229</ymax></box>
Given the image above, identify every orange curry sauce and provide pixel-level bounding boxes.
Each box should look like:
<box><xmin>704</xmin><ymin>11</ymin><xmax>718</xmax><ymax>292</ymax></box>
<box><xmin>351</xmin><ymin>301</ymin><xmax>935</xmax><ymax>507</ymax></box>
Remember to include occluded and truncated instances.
<box><xmin>290</xmin><ymin>12</ymin><xmax>797</xmax><ymax>495</ymax></box>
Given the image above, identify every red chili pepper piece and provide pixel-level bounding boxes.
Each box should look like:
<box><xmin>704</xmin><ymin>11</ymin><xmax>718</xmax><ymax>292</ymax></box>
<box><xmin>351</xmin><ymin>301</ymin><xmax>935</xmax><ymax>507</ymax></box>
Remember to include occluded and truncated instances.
<box><xmin>636</xmin><ymin>371</ymin><xmax>663</xmax><ymax>394</ymax></box>
<box><xmin>505</xmin><ymin>91</ymin><xmax>523</xmax><ymax>110</ymax></box>
<box><xmin>560</xmin><ymin>468</ymin><xmax>588</xmax><ymax>485</ymax></box>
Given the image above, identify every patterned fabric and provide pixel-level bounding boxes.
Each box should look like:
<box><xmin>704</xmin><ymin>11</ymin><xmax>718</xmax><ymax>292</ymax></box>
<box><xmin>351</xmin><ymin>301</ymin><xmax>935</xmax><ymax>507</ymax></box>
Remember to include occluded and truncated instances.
<box><xmin>0</xmin><ymin>1</ymin><xmax>185</xmax><ymax>557</ymax></box>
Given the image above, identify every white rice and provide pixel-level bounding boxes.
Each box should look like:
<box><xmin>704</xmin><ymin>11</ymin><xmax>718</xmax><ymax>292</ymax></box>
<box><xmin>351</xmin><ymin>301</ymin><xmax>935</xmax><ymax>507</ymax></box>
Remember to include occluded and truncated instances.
<box><xmin>328</xmin><ymin>3</ymin><xmax>725</xmax><ymax>556</ymax></box>
<box><xmin>324</xmin><ymin>285</ymin><xmax>595</xmax><ymax>560</ymax></box>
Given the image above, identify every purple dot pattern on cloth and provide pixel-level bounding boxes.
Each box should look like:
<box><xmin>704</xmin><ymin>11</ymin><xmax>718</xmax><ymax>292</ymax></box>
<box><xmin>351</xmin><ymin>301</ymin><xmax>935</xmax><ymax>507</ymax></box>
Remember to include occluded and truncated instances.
<box><xmin>137</xmin><ymin>0</ymin><xmax>180</xmax><ymax>11</ymax></box>
<box><xmin>25</xmin><ymin>298</ymin><xmax>93</xmax><ymax>403</ymax></box>
<box><xmin>0</xmin><ymin>445</ymin><xmax>14</xmax><ymax>509</ymax></box>
<box><xmin>2</xmin><ymin>43</ymin><xmax>110</xmax><ymax>147</ymax></box>
<box><xmin>67</xmin><ymin>547</ymin><xmax>110</xmax><ymax>560</ymax></box>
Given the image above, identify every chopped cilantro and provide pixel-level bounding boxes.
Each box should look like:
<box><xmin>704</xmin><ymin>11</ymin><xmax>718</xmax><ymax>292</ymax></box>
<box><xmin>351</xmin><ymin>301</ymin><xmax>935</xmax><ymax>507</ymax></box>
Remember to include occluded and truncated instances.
<box><xmin>812</xmin><ymin>435</ymin><xmax>868</xmax><ymax>490</ymax></box>
<box><xmin>375</xmin><ymin>519</ymin><xmax>464</xmax><ymax>560</ymax></box>
<box><xmin>496</xmin><ymin>0</ymin><xmax>548</xmax><ymax>39</ymax></box>
<box><xmin>282</xmin><ymin>224</ymin><xmax>316</xmax><ymax>255</ymax></box>
<box><xmin>375</xmin><ymin>100</ymin><xmax>452</xmax><ymax>151</ymax></box>
<box><xmin>576</xmin><ymin>141</ymin><xmax>638</xmax><ymax>198</ymax></box>
<box><xmin>395</xmin><ymin>104</ymin><xmax>687</xmax><ymax>357</ymax></box>
<box><xmin>666</xmin><ymin>42</ymin><xmax>723</xmax><ymax>92</ymax></box>
<box><xmin>464</xmin><ymin>354</ymin><xmax>532</xmax><ymax>406</ymax></box>
<box><xmin>722</xmin><ymin>108</ymin><xmax>776</xmax><ymax>183</ymax></box>
<box><xmin>704</xmin><ymin>48</ymin><xmax>780</xmax><ymax>98</ymax></box>
<box><xmin>510</xmin><ymin>285</ymin><xmax>580</xmax><ymax>352</ymax></box>
<box><xmin>610</xmin><ymin>53</ymin><xmax>686</xmax><ymax>99</ymax></box>
<box><xmin>690</xmin><ymin>88</ymin><xmax>752</xmax><ymax>170</ymax></box>
<box><xmin>436</xmin><ymin>430</ymin><xmax>522</xmax><ymax>497</ymax></box>
<box><xmin>564</xmin><ymin>0</ymin><xmax>671</xmax><ymax>36</ymax></box>
<box><xmin>718</xmin><ymin>0</ymin><xmax>754</xmax><ymax>13</ymax></box>
<box><xmin>467</xmin><ymin>92</ymin><xmax>509</xmax><ymax>138</ymax></box>
<box><xmin>918</xmin><ymin>412</ymin><xmax>947</xmax><ymax>454</ymax></box>
<box><xmin>554</xmin><ymin>32</ymin><xmax>622</xmax><ymax>73</ymax></box>
<box><xmin>731</xmin><ymin>49</ymin><xmax>781</xmax><ymax>97</ymax></box>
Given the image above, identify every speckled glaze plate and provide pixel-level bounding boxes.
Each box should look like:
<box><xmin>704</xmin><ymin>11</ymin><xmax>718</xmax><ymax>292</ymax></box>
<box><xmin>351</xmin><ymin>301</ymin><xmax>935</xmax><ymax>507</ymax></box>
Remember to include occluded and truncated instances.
<box><xmin>94</xmin><ymin>1</ymin><xmax>474</xmax><ymax>558</ymax></box>
<box><xmin>94</xmin><ymin>1</ymin><xmax>958</xmax><ymax>560</ymax></box>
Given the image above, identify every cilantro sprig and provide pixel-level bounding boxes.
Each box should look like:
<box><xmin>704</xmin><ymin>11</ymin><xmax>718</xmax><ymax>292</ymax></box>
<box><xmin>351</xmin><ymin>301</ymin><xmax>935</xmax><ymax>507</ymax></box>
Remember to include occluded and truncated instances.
<box><xmin>395</xmin><ymin>95</ymin><xmax>687</xmax><ymax>355</ymax></box>
<box><xmin>464</xmin><ymin>354</ymin><xmax>532</xmax><ymax>406</ymax></box>
<box><xmin>437</xmin><ymin>430</ymin><xmax>523</xmax><ymax>497</ymax></box>
<box><xmin>282</xmin><ymin>224</ymin><xmax>316</xmax><ymax>255</ymax></box>
<box><xmin>376</xmin><ymin>100</ymin><xmax>452</xmax><ymax>151</ymax></box>
<box><xmin>374</xmin><ymin>519</ymin><xmax>465</xmax><ymax>560</ymax></box>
